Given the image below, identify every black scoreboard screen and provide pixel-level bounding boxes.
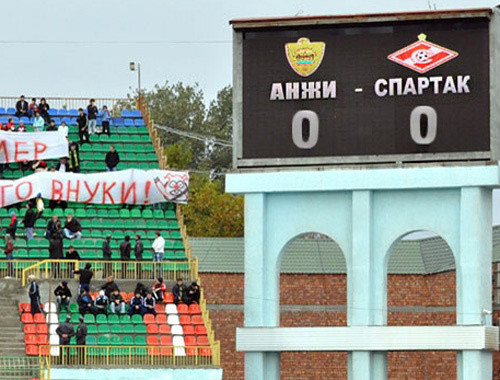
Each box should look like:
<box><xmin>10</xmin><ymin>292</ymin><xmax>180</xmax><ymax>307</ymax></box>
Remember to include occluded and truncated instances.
<box><xmin>232</xmin><ymin>9</ymin><xmax>497</xmax><ymax>168</ymax></box>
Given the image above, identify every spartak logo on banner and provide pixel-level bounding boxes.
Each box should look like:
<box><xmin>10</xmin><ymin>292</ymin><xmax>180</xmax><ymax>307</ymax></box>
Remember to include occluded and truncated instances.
<box><xmin>387</xmin><ymin>33</ymin><xmax>458</xmax><ymax>74</ymax></box>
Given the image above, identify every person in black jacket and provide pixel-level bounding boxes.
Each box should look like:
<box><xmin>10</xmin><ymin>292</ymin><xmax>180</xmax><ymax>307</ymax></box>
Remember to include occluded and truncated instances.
<box><xmin>87</xmin><ymin>99</ymin><xmax>98</xmax><ymax>135</ymax></box>
<box><xmin>56</xmin><ymin>316</ymin><xmax>75</xmax><ymax>345</ymax></box>
<box><xmin>186</xmin><ymin>282</ymin><xmax>200</xmax><ymax>305</ymax></box>
<box><xmin>22</xmin><ymin>203</ymin><xmax>36</xmax><ymax>241</ymax></box>
<box><xmin>135</xmin><ymin>234</ymin><xmax>143</xmax><ymax>275</ymax></box>
<box><xmin>45</xmin><ymin>215</ymin><xmax>59</xmax><ymax>240</ymax></box>
<box><xmin>76</xmin><ymin>316</ymin><xmax>87</xmax><ymax>348</ymax></box>
<box><xmin>27</xmin><ymin>275</ymin><xmax>42</xmax><ymax>315</ymax></box>
<box><xmin>105</xmin><ymin>145</ymin><xmax>120</xmax><ymax>172</ymax></box>
<box><xmin>100</xmin><ymin>275</ymin><xmax>119</xmax><ymax>298</ymax></box>
<box><xmin>54</xmin><ymin>281</ymin><xmax>72</xmax><ymax>312</ymax></box>
<box><xmin>15</xmin><ymin>95</ymin><xmax>28</xmax><ymax>117</ymax></box>
<box><xmin>77</xmin><ymin>289</ymin><xmax>93</xmax><ymax>315</ymax></box>
<box><xmin>38</xmin><ymin>98</ymin><xmax>50</xmax><ymax>123</ymax></box>
<box><xmin>172</xmin><ymin>278</ymin><xmax>188</xmax><ymax>305</ymax></box>
<box><xmin>77</xmin><ymin>108</ymin><xmax>89</xmax><ymax>144</ymax></box>
<box><xmin>63</xmin><ymin>214</ymin><xmax>82</xmax><ymax>240</ymax></box>
<box><xmin>65</xmin><ymin>245</ymin><xmax>80</xmax><ymax>274</ymax></box>
<box><xmin>120</xmin><ymin>236</ymin><xmax>131</xmax><ymax>275</ymax></box>
<box><xmin>134</xmin><ymin>282</ymin><xmax>148</xmax><ymax>298</ymax></box>
<box><xmin>102</xmin><ymin>234</ymin><xmax>112</xmax><ymax>275</ymax></box>
<box><xmin>142</xmin><ymin>292</ymin><xmax>156</xmax><ymax>316</ymax></box>
<box><xmin>74</xmin><ymin>263</ymin><xmax>93</xmax><ymax>293</ymax></box>
<box><xmin>49</xmin><ymin>222</ymin><xmax>64</xmax><ymax>278</ymax></box>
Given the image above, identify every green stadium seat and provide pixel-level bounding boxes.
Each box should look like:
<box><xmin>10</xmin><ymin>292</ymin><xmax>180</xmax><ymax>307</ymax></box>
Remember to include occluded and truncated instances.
<box><xmin>91</xmin><ymin>230</ymin><xmax>102</xmax><ymax>239</ymax></box>
<box><xmin>138</xmin><ymin>163</ymin><xmax>149</xmax><ymax>170</ymax></box>
<box><xmin>98</xmin><ymin>336</ymin><xmax>109</xmax><ymax>345</ymax></box>
<box><xmin>108</xmin><ymin>314</ymin><xmax>119</xmax><ymax>324</ymax></box>
<box><xmin>136</xmin><ymin>153</ymin><xmax>147</xmax><ymax>162</ymax></box>
<box><xmin>145</xmin><ymin>220</ymin><xmax>157</xmax><ymax>229</ymax></box>
<box><xmin>73</xmin><ymin>240</ymin><xmax>84</xmax><ymax>249</ymax></box>
<box><xmin>111</xmin><ymin>231</ymin><xmax>124</xmax><ymax>240</ymax></box>
<box><xmin>170</xmin><ymin>230</ymin><xmax>182</xmax><ymax>239</ymax></box>
<box><xmin>146</xmin><ymin>153</ymin><xmax>157</xmax><ymax>162</ymax></box>
<box><xmin>113</xmin><ymin>220</ymin><xmax>125</xmax><ymax>229</ymax></box>
<box><xmin>117</xmin><ymin>162</ymin><xmax>127</xmax><ymax>170</ymax></box>
<box><xmin>130</xmin><ymin>135</ymin><xmax>141</xmax><ymax>143</ymax></box>
<box><xmin>82</xmin><ymin>162</ymin><xmax>95</xmax><ymax>171</ymax></box>
<box><xmin>28</xmin><ymin>249</ymin><xmax>41</xmax><ymax>259</ymax></box>
<box><xmin>131</xmin><ymin>315</ymin><xmax>143</xmax><ymax>324</ymax></box>
<box><xmin>75</xmin><ymin>209</ymin><xmax>86</xmax><ymax>218</ymax></box>
<box><xmin>81</xmin><ymin>250</ymin><xmax>97</xmax><ymax>259</ymax></box>
<box><xmin>96</xmin><ymin>162</ymin><xmax>106</xmax><ymax>171</ymax></box>
<box><xmin>111</xmin><ymin>325</ymin><xmax>123</xmax><ymax>334</ymax></box>
<box><xmin>40</xmin><ymin>249</ymin><xmax>49</xmax><ymax>258</ymax></box>
<box><xmin>146</xmin><ymin>231</ymin><xmax>156</xmax><ymax>240</ymax></box>
<box><xmin>130</xmin><ymin>209</ymin><xmax>142</xmax><ymax>218</ymax></box>
<box><xmin>96</xmin><ymin>314</ymin><xmax>107</xmax><ymax>324</ymax></box>
<box><xmin>93</xmin><ymin>153</ymin><xmax>105</xmax><ymax>161</ymax></box>
<box><xmin>167</xmin><ymin>220</ymin><xmax>180</xmax><ymax>229</ymax></box>
<box><xmin>86</xmin><ymin>209</ymin><xmax>97</xmax><ymax>218</ymax></box>
<box><xmin>97</xmin><ymin>209</ymin><xmax>109</xmax><ymax>218</ymax></box>
<box><xmin>86</xmin><ymin>336</ymin><xmax>97</xmax><ymax>345</ymax></box>
<box><xmin>28</xmin><ymin>239</ymin><xmax>40</xmax><ymax>248</ymax></box>
<box><xmin>84</xmin><ymin>314</ymin><xmax>95</xmax><ymax>324</ymax></box>
<box><xmin>134</xmin><ymin>336</ymin><xmax>146</xmax><ymax>346</ymax></box>
<box><xmin>120</xmin><ymin>315</ymin><xmax>131</xmax><ymax>324</ymax></box>
<box><xmin>122</xmin><ymin>324</ymin><xmax>134</xmax><ymax>334</ymax></box>
<box><xmin>84</xmin><ymin>240</ymin><xmax>96</xmax><ymax>249</ymax></box>
<box><xmin>122</xmin><ymin>336</ymin><xmax>134</xmax><ymax>345</ymax></box>
<box><xmin>137</xmin><ymin>127</ymin><xmax>148</xmax><ymax>134</ymax></box>
<box><xmin>39</xmin><ymin>240</ymin><xmax>49</xmax><ymax>248</ymax></box>
<box><xmin>124</xmin><ymin>220</ymin><xmax>135</xmax><ymax>229</ymax></box>
<box><xmin>89</xmin><ymin>135</ymin><xmax>99</xmax><ymax>143</ymax></box>
<box><xmin>69</xmin><ymin>303</ymin><xmax>79</xmax><ymax>313</ymax></box>
<box><xmin>126</xmin><ymin>153</ymin><xmax>137</xmax><ymax>161</ymax></box>
<box><xmin>81</xmin><ymin>152</ymin><xmax>93</xmax><ymax>160</ymax></box>
<box><xmin>165</xmin><ymin>211</ymin><xmax>176</xmax><ymax>219</ymax></box>
<box><xmin>80</xmin><ymin>144</ymin><xmax>92</xmax><ymax>152</ymax></box>
<box><xmin>34</xmin><ymin>219</ymin><xmax>46</xmax><ymax>228</ymax></box>
<box><xmin>157</xmin><ymin>220</ymin><xmax>168</xmax><ymax>230</ymax></box>
<box><xmin>98</xmin><ymin>324</ymin><xmax>110</xmax><ymax>334</ymax></box>
<box><xmin>87</xmin><ymin>325</ymin><xmax>98</xmax><ymax>334</ymax></box>
<box><xmin>91</xmin><ymin>220</ymin><xmax>102</xmax><ymax>229</ymax></box>
<box><xmin>58</xmin><ymin>313</ymin><xmax>68</xmax><ymax>323</ymax></box>
<box><xmin>71</xmin><ymin>314</ymin><xmax>83</xmax><ymax>324</ymax></box>
<box><xmin>119</xmin><ymin>209</ymin><xmax>130</xmax><ymax>218</ymax></box>
<box><xmin>108</xmin><ymin>210</ymin><xmax>119</xmax><ymax>218</ymax></box>
<box><xmin>174</xmin><ymin>241</ymin><xmax>185</xmax><ymax>250</ymax></box>
<box><xmin>153</xmin><ymin>210</ymin><xmax>164</xmax><ymax>219</ymax></box>
<box><xmin>120</xmin><ymin>135</ymin><xmax>130</xmax><ymax>143</ymax></box>
<box><xmin>165</xmin><ymin>241</ymin><xmax>174</xmax><ymax>250</ymax></box>
<box><xmin>14</xmin><ymin>240</ymin><xmax>27</xmax><ymax>248</ymax></box>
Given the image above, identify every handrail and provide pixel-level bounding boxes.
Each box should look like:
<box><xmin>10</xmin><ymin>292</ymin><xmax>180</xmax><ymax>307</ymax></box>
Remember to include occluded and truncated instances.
<box><xmin>0</xmin><ymin>96</ymin><xmax>127</xmax><ymax>112</ymax></box>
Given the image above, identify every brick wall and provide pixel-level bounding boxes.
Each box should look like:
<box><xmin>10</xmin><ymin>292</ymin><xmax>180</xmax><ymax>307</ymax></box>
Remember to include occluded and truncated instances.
<box><xmin>200</xmin><ymin>271</ymin><xmax>473</xmax><ymax>380</ymax></box>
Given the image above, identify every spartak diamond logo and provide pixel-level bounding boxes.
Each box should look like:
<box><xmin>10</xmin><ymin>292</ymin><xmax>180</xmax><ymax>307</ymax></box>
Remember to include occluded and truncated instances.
<box><xmin>387</xmin><ymin>33</ymin><xmax>458</xmax><ymax>74</ymax></box>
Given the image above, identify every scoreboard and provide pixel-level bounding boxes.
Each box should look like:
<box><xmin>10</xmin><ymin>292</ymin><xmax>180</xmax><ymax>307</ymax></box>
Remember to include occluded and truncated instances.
<box><xmin>231</xmin><ymin>8</ymin><xmax>500</xmax><ymax>169</ymax></box>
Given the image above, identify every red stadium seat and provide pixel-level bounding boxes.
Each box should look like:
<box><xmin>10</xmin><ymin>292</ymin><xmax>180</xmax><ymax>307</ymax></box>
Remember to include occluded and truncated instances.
<box><xmin>187</xmin><ymin>347</ymin><xmax>197</xmax><ymax>356</ymax></box>
<box><xmin>191</xmin><ymin>315</ymin><xmax>204</xmax><ymax>325</ymax></box>
<box><xmin>128</xmin><ymin>292</ymin><xmax>134</xmax><ymax>300</ymax></box>
<box><xmin>36</xmin><ymin>324</ymin><xmax>48</xmax><ymax>335</ymax></box>
<box><xmin>197</xmin><ymin>336</ymin><xmax>209</xmax><ymax>346</ymax></box>
<box><xmin>155</xmin><ymin>304</ymin><xmax>165</xmax><ymax>314</ymax></box>
<box><xmin>194</xmin><ymin>325</ymin><xmax>207</xmax><ymax>335</ymax></box>
<box><xmin>143</xmin><ymin>314</ymin><xmax>155</xmax><ymax>324</ymax></box>
<box><xmin>160</xmin><ymin>347</ymin><xmax>172</xmax><ymax>356</ymax></box>
<box><xmin>200</xmin><ymin>347</ymin><xmax>212</xmax><ymax>357</ymax></box>
<box><xmin>26</xmin><ymin>345</ymin><xmax>39</xmax><ymax>356</ymax></box>
<box><xmin>159</xmin><ymin>324</ymin><xmax>171</xmax><ymax>335</ymax></box>
<box><xmin>120</xmin><ymin>292</ymin><xmax>129</xmax><ymax>302</ymax></box>
<box><xmin>183</xmin><ymin>325</ymin><xmax>195</xmax><ymax>335</ymax></box>
<box><xmin>39</xmin><ymin>346</ymin><xmax>50</xmax><ymax>356</ymax></box>
<box><xmin>146</xmin><ymin>336</ymin><xmax>159</xmax><ymax>345</ymax></box>
<box><xmin>179</xmin><ymin>315</ymin><xmax>191</xmax><ymax>325</ymax></box>
<box><xmin>36</xmin><ymin>335</ymin><xmax>48</xmax><ymax>345</ymax></box>
<box><xmin>188</xmin><ymin>304</ymin><xmax>201</xmax><ymax>315</ymax></box>
<box><xmin>156</xmin><ymin>314</ymin><xmax>167</xmax><ymax>325</ymax></box>
<box><xmin>147</xmin><ymin>347</ymin><xmax>160</xmax><ymax>356</ymax></box>
<box><xmin>177</xmin><ymin>304</ymin><xmax>189</xmax><ymax>315</ymax></box>
<box><xmin>21</xmin><ymin>314</ymin><xmax>33</xmax><ymax>324</ymax></box>
<box><xmin>164</xmin><ymin>293</ymin><xmax>174</xmax><ymax>303</ymax></box>
<box><xmin>159</xmin><ymin>336</ymin><xmax>172</xmax><ymax>345</ymax></box>
<box><xmin>146</xmin><ymin>324</ymin><xmax>159</xmax><ymax>334</ymax></box>
<box><xmin>33</xmin><ymin>314</ymin><xmax>45</xmax><ymax>324</ymax></box>
<box><xmin>24</xmin><ymin>324</ymin><xmax>36</xmax><ymax>334</ymax></box>
<box><xmin>185</xmin><ymin>335</ymin><xmax>197</xmax><ymax>346</ymax></box>
<box><xmin>19</xmin><ymin>303</ymin><xmax>30</xmax><ymax>313</ymax></box>
<box><xmin>25</xmin><ymin>335</ymin><xmax>37</xmax><ymax>345</ymax></box>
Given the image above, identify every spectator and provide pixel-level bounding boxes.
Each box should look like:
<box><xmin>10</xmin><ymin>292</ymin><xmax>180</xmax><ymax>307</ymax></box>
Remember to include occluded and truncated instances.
<box><xmin>109</xmin><ymin>289</ymin><xmax>125</xmax><ymax>314</ymax></box>
<box><xmin>128</xmin><ymin>292</ymin><xmax>144</xmax><ymax>316</ymax></box>
<box><xmin>100</xmin><ymin>105</ymin><xmax>111</xmax><ymax>136</ymax></box>
<box><xmin>152</xmin><ymin>231</ymin><xmax>164</xmax><ymax>277</ymax></box>
<box><xmin>33</xmin><ymin>111</ymin><xmax>45</xmax><ymax>132</ymax></box>
<box><xmin>94</xmin><ymin>290</ymin><xmax>109</xmax><ymax>315</ymax></box>
<box><xmin>135</xmin><ymin>234</ymin><xmax>143</xmax><ymax>275</ymax></box>
<box><xmin>66</xmin><ymin>244</ymin><xmax>80</xmax><ymax>274</ymax></box>
<box><xmin>77</xmin><ymin>288</ymin><xmax>93</xmax><ymax>315</ymax></box>
<box><xmin>134</xmin><ymin>282</ymin><xmax>148</xmax><ymax>298</ymax></box>
<box><xmin>54</xmin><ymin>281</ymin><xmax>72</xmax><ymax>312</ymax></box>
<box><xmin>28</xmin><ymin>98</ymin><xmax>37</xmax><ymax>118</ymax></box>
<box><xmin>4</xmin><ymin>235</ymin><xmax>14</xmax><ymax>278</ymax></box>
<box><xmin>46</xmin><ymin>119</ymin><xmax>57</xmax><ymax>132</ymax></box>
<box><xmin>77</xmin><ymin>108</ymin><xmax>89</xmax><ymax>144</ymax></box>
<box><xmin>45</xmin><ymin>215</ymin><xmax>58</xmax><ymax>239</ymax></box>
<box><xmin>49</xmin><ymin>221</ymin><xmax>64</xmax><ymax>277</ymax></box>
<box><xmin>120</xmin><ymin>235</ymin><xmax>131</xmax><ymax>274</ymax></box>
<box><xmin>68</xmin><ymin>143</ymin><xmax>81</xmax><ymax>173</ymax></box>
<box><xmin>5</xmin><ymin>118</ymin><xmax>15</xmax><ymax>132</ymax></box>
<box><xmin>172</xmin><ymin>278</ymin><xmax>188</xmax><ymax>305</ymax></box>
<box><xmin>15</xmin><ymin>95</ymin><xmax>29</xmax><ymax>118</ymax></box>
<box><xmin>38</xmin><ymin>98</ymin><xmax>50</xmax><ymax>123</ymax></box>
<box><xmin>35</xmin><ymin>193</ymin><xmax>45</xmax><ymax>217</ymax></box>
<box><xmin>74</xmin><ymin>263</ymin><xmax>93</xmax><ymax>293</ymax></box>
<box><xmin>56</xmin><ymin>157</ymin><xmax>68</xmax><ymax>173</ymax></box>
<box><xmin>76</xmin><ymin>316</ymin><xmax>87</xmax><ymax>345</ymax></box>
<box><xmin>18</xmin><ymin>159</ymin><xmax>30</xmax><ymax>172</ymax></box>
<box><xmin>64</xmin><ymin>214</ymin><xmax>81</xmax><ymax>240</ymax></box>
<box><xmin>187</xmin><ymin>282</ymin><xmax>200</xmax><ymax>305</ymax></box>
<box><xmin>102</xmin><ymin>234</ymin><xmax>112</xmax><ymax>275</ymax></box>
<box><xmin>87</xmin><ymin>99</ymin><xmax>98</xmax><ymax>135</ymax></box>
<box><xmin>105</xmin><ymin>145</ymin><xmax>120</xmax><ymax>172</ymax></box>
<box><xmin>27</xmin><ymin>275</ymin><xmax>42</xmax><ymax>315</ymax></box>
<box><xmin>152</xmin><ymin>277</ymin><xmax>166</xmax><ymax>303</ymax></box>
<box><xmin>100</xmin><ymin>275</ymin><xmax>119</xmax><ymax>298</ymax></box>
<box><xmin>58</xmin><ymin>121</ymin><xmax>69</xmax><ymax>138</ymax></box>
<box><xmin>17</xmin><ymin>121</ymin><xmax>26</xmax><ymax>132</ymax></box>
<box><xmin>56</xmin><ymin>316</ymin><xmax>75</xmax><ymax>345</ymax></box>
<box><xmin>6</xmin><ymin>211</ymin><xmax>17</xmax><ymax>239</ymax></box>
<box><xmin>143</xmin><ymin>292</ymin><xmax>156</xmax><ymax>316</ymax></box>
<box><xmin>32</xmin><ymin>160</ymin><xmax>48</xmax><ymax>173</ymax></box>
<box><xmin>22</xmin><ymin>203</ymin><xmax>36</xmax><ymax>241</ymax></box>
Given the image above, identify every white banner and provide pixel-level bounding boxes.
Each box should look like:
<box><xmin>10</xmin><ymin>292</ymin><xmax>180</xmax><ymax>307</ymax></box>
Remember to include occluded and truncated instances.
<box><xmin>0</xmin><ymin>130</ymin><xmax>69</xmax><ymax>163</ymax></box>
<box><xmin>0</xmin><ymin>169</ymin><xmax>189</xmax><ymax>206</ymax></box>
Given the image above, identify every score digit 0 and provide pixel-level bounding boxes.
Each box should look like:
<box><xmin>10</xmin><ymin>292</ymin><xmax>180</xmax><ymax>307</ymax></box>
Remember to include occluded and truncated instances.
<box><xmin>292</xmin><ymin>106</ymin><xmax>437</xmax><ymax>149</ymax></box>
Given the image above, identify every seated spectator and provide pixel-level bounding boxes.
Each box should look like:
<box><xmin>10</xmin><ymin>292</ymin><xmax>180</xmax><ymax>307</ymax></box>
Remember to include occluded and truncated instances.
<box><xmin>77</xmin><ymin>288</ymin><xmax>94</xmax><ymax>315</ymax></box>
<box><xmin>15</xmin><ymin>95</ymin><xmax>29</xmax><ymax>118</ymax></box>
<box><xmin>32</xmin><ymin>160</ymin><xmax>48</xmax><ymax>173</ymax></box>
<box><xmin>77</xmin><ymin>108</ymin><xmax>89</xmax><ymax>144</ymax></box>
<box><xmin>45</xmin><ymin>215</ymin><xmax>58</xmax><ymax>239</ymax></box>
<box><xmin>68</xmin><ymin>143</ymin><xmax>80</xmax><ymax>173</ymax></box>
<box><xmin>46</xmin><ymin>119</ymin><xmax>57</xmax><ymax>132</ymax></box>
<box><xmin>22</xmin><ymin>203</ymin><xmax>36</xmax><ymax>241</ymax></box>
<box><xmin>109</xmin><ymin>289</ymin><xmax>126</xmax><ymax>314</ymax></box>
<box><xmin>94</xmin><ymin>290</ymin><xmax>109</xmax><ymax>315</ymax></box>
<box><xmin>101</xmin><ymin>275</ymin><xmax>119</xmax><ymax>298</ymax></box>
<box><xmin>134</xmin><ymin>282</ymin><xmax>147</xmax><ymax>298</ymax></box>
<box><xmin>5</xmin><ymin>118</ymin><xmax>15</xmax><ymax>132</ymax></box>
<box><xmin>33</xmin><ymin>111</ymin><xmax>45</xmax><ymax>132</ymax></box>
<box><xmin>56</xmin><ymin>157</ymin><xmax>68</xmax><ymax>173</ymax></box>
<box><xmin>65</xmin><ymin>245</ymin><xmax>81</xmax><ymax>260</ymax></box>
<box><xmin>152</xmin><ymin>277</ymin><xmax>166</xmax><ymax>303</ymax></box>
<box><xmin>105</xmin><ymin>145</ymin><xmax>120</xmax><ymax>172</ymax></box>
<box><xmin>128</xmin><ymin>292</ymin><xmax>144</xmax><ymax>316</ymax></box>
<box><xmin>186</xmin><ymin>281</ymin><xmax>200</xmax><ymax>305</ymax></box>
<box><xmin>28</xmin><ymin>98</ymin><xmax>37</xmax><ymax>118</ymax></box>
<box><xmin>58</xmin><ymin>121</ymin><xmax>69</xmax><ymax>138</ymax></box>
<box><xmin>6</xmin><ymin>211</ymin><xmax>17</xmax><ymax>239</ymax></box>
<box><xmin>64</xmin><ymin>214</ymin><xmax>81</xmax><ymax>240</ymax></box>
<box><xmin>74</xmin><ymin>263</ymin><xmax>93</xmax><ymax>293</ymax></box>
<box><xmin>54</xmin><ymin>281</ymin><xmax>72</xmax><ymax>312</ymax></box>
<box><xmin>35</xmin><ymin>193</ymin><xmax>44</xmax><ymax>217</ymax></box>
<box><xmin>38</xmin><ymin>98</ymin><xmax>50</xmax><ymax>123</ymax></box>
<box><xmin>100</xmin><ymin>105</ymin><xmax>111</xmax><ymax>136</ymax></box>
<box><xmin>172</xmin><ymin>278</ymin><xmax>188</xmax><ymax>305</ymax></box>
<box><xmin>143</xmin><ymin>292</ymin><xmax>156</xmax><ymax>316</ymax></box>
<box><xmin>17</xmin><ymin>121</ymin><xmax>26</xmax><ymax>132</ymax></box>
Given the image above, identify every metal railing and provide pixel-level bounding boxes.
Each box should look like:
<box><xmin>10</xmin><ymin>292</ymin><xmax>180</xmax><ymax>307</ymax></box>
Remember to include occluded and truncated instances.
<box><xmin>0</xmin><ymin>96</ymin><xmax>127</xmax><ymax>112</ymax></box>
<box><xmin>21</xmin><ymin>258</ymin><xmax>199</xmax><ymax>286</ymax></box>
<box><xmin>0</xmin><ymin>356</ymin><xmax>41</xmax><ymax>379</ymax></box>
<box><xmin>0</xmin><ymin>260</ymin><xmax>39</xmax><ymax>280</ymax></box>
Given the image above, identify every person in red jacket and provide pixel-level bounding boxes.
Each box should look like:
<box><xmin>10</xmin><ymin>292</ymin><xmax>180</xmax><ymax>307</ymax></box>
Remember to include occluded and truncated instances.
<box><xmin>4</xmin><ymin>235</ymin><xmax>14</xmax><ymax>278</ymax></box>
<box><xmin>152</xmin><ymin>277</ymin><xmax>167</xmax><ymax>303</ymax></box>
<box><xmin>6</xmin><ymin>212</ymin><xmax>17</xmax><ymax>239</ymax></box>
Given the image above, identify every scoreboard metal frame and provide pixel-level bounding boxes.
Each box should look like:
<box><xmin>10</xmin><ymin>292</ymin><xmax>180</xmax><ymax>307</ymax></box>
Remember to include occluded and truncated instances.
<box><xmin>231</xmin><ymin>8</ymin><xmax>500</xmax><ymax>170</ymax></box>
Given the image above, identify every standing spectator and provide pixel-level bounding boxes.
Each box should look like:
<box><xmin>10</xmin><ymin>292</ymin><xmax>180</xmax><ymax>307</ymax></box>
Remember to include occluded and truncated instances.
<box><xmin>27</xmin><ymin>275</ymin><xmax>42</xmax><ymax>315</ymax></box>
<box><xmin>46</xmin><ymin>119</ymin><xmax>57</xmax><ymax>131</ymax></box>
<box><xmin>94</xmin><ymin>290</ymin><xmax>109</xmax><ymax>315</ymax></box>
<box><xmin>33</xmin><ymin>111</ymin><xmax>45</xmax><ymax>132</ymax></box>
<box><xmin>66</xmin><ymin>245</ymin><xmax>80</xmax><ymax>274</ymax></box>
<box><xmin>68</xmin><ymin>143</ymin><xmax>80</xmax><ymax>173</ymax></box>
<box><xmin>172</xmin><ymin>278</ymin><xmax>188</xmax><ymax>305</ymax></box>
<box><xmin>38</xmin><ymin>98</ymin><xmax>50</xmax><ymax>123</ymax></box>
<box><xmin>77</xmin><ymin>108</ymin><xmax>89</xmax><ymax>144</ymax></box>
<box><xmin>17</xmin><ymin>121</ymin><xmax>26</xmax><ymax>132</ymax></box>
<box><xmin>22</xmin><ymin>203</ymin><xmax>36</xmax><ymax>241</ymax></box>
<box><xmin>152</xmin><ymin>277</ymin><xmax>166</xmax><ymax>303</ymax></box>
<box><xmin>87</xmin><ymin>99</ymin><xmax>98</xmax><ymax>135</ymax></box>
<box><xmin>28</xmin><ymin>98</ymin><xmax>38</xmax><ymax>118</ymax></box>
<box><xmin>143</xmin><ymin>292</ymin><xmax>156</xmax><ymax>316</ymax></box>
<box><xmin>58</xmin><ymin>121</ymin><xmax>69</xmax><ymax>138</ymax></box>
<box><xmin>33</xmin><ymin>160</ymin><xmax>48</xmax><ymax>173</ymax></box>
<box><xmin>109</xmin><ymin>289</ymin><xmax>125</xmax><ymax>314</ymax></box>
<box><xmin>74</xmin><ymin>263</ymin><xmax>93</xmax><ymax>293</ymax></box>
<box><xmin>35</xmin><ymin>193</ymin><xmax>45</xmax><ymax>217</ymax></box>
<box><xmin>100</xmin><ymin>275</ymin><xmax>119</xmax><ymax>298</ymax></box>
<box><xmin>187</xmin><ymin>282</ymin><xmax>200</xmax><ymax>305</ymax></box>
<box><xmin>128</xmin><ymin>291</ymin><xmax>144</xmax><ymax>316</ymax></box>
<box><xmin>6</xmin><ymin>211</ymin><xmax>17</xmax><ymax>239</ymax></box>
<box><xmin>105</xmin><ymin>145</ymin><xmax>120</xmax><ymax>172</ymax></box>
<box><xmin>120</xmin><ymin>236</ymin><xmax>131</xmax><ymax>275</ymax></box>
<box><xmin>135</xmin><ymin>234</ymin><xmax>143</xmax><ymax>275</ymax></box>
<box><xmin>56</xmin><ymin>157</ymin><xmax>68</xmax><ymax>173</ymax></box>
<box><xmin>54</xmin><ymin>281</ymin><xmax>72</xmax><ymax>312</ymax></box>
<box><xmin>49</xmin><ymin>221</ymin><xmax>64</xmax><ymax>277</ymax></box>
<box><xmin>100</xmin><ymin>105</ymin><xmax>111</xmax><ymax>136</ymax></box>
<box><xmin>76</xmin><ymin>316</ymin><xmax>87</xmax><ymax>346</ymax></box>
<box><xmin>63</xmin><ymin>214</ymin><xmax>81</xmax><ymax>240</ymax></box>
<box><xmin>5</xmin><ymin>118</ymin><xmax>15</xmax><ymax>131</ymax></box>
<box><xmin>4</xmin><ymin>235</ymin><xmax>14</xmax><ymax>278</ymax></box>
<box><xmin>77</xmin><ymin>289</ymin><xmax>93</xmax><ymax>315</ymax></box>
<box><xmin>15</xmin><ymin>95</ymin><xmax>29</xmax><ymax>118</ymax></box>
<box><xmin>102</xmin><ymin>234</ymin><xmax>112</xmax><ymax>275</ymax></box>
<box><xmin>56</xmin><ymin>316</ymin><xmax>75</xmax><ymax>345</ymax></box>
<box><xmin>45</xmin><ymin>215</ymin><xmax>58</xmax><ymax>239</ymax></box>
<box><xmin>152</xmin><ymin>231</ymin><xmax>165</xmax><ymax>277</ymax></box>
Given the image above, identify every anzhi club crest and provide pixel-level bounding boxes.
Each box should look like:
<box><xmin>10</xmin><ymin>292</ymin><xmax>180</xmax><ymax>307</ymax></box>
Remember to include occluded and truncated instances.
<box><xmin>285</xmin><ymin>37</ymin><xmax>325</xmax><ymax>77</ymax></box>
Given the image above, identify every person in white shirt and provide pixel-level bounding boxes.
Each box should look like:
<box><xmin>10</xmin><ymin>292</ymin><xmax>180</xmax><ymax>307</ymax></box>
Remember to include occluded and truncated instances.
<box><xmin>152</xmin><ymin>231</ymin><xmax>165</xmax><ymax>262</ymax></box>
<box><xmin>58</xmin><ymin>121</ymin><xmax>69</xmax><ymax>138</ymax></box>
<box><xmin>33</xmin><ymin>111</ymin><xmax>45</xmax><ymax>132</ymax></box>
